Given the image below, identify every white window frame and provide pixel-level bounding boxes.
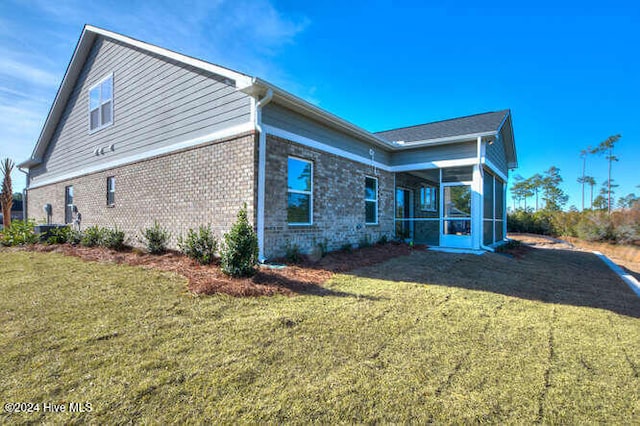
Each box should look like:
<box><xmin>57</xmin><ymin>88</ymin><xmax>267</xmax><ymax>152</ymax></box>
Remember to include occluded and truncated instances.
<box><xmin>365</xmin><ymin>176</ymin><xmax>378</xmax><ymax>225</ymax></box>
<box><xmin>106</xmin><ymin>176</ymin><xmax>115</xmax><ymax>207</ymax></box>
<box><xmin>419</xmin><ymin>183</ymin><xmax>437</xmax><ymax>212</ymax></box>
<box><xmin>65</xmin><ymin>185</ymin><xmax>74</xmax><ymax>224</ymax></box>
<box><xmin>287</xmin><ymin>156</ymin><xmax>313</xmax><ymax>226</ymax></box>
<box><xmin>88</xmin><ymin>73</ymin><xmax>114</xmax><ymax>133</ymax></box>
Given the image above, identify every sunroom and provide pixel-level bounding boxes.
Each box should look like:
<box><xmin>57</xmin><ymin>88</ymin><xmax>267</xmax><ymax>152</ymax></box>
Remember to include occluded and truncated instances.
<box><xmin>377</xmin><ymin>109</ymin><xmax>516</xmax><ymax>251</ymax></box>
<box><xmin>394</xmin><ymin>166</ymin><xmax>506</xmax><ymax>250</ymax></box>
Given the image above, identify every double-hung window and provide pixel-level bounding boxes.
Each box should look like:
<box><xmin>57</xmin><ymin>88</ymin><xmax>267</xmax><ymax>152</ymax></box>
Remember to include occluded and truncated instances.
<box><xmin>419</xmin><ymin>184</ymin><xmax>437</xmax><ymax>211</ymax></box>
<box><xmin>106</xmin><ymin>176</ymin><xmax>115</xmax><ymax>206</ymax></box>
<box><xmin>89</xmin><ymin>75</ymin><xmax>113</xmax><ymax>132</ymax></box>
<box><xmin>287</xmin><ymin>157</ymin><xmax>313</xmax><ymax>225</ymax></box>
<box><xmin>365</xmin><ymin>176</ymin><xmax>378</xmax><ymax>225</ymax></box>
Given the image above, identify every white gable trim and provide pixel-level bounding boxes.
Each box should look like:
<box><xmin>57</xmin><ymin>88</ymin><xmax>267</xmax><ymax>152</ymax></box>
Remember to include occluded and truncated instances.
<box><xmin>28</xmin><ymin>122</ymin><xmax>254</xmax><ymax>189</ymax></box>
<box><xmin>85</xmin><ymin>26</ymin><xmax>253</xmax><ymax>88</ymax></box>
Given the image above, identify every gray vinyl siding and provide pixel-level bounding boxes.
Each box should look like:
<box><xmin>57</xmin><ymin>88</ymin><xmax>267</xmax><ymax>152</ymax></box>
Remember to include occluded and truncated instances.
<box><xmin>391</xmin><ymin>142</ymin><xmax>477</xmax><ymax>167</ymax></box>
<box><xmin>30</xmin><ymin>36</ymin><xmax>251</xmax><ymax>183</ymax></box>
<box><xmin>262</xmin><ymin>103</ymin><xmax>392</xmax><ymax>165</ymax></box>
<box><xmin>486</xmin><ymin>132</ymin><xmax>508</xmax><ymax>176</ymax></box>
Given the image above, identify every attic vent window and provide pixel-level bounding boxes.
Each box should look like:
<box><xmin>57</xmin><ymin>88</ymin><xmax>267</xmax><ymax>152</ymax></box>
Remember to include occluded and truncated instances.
<box><xmin>89</xmin><ymin>74</ymin><xmax>113</xmax><ymax>132</ymax></box>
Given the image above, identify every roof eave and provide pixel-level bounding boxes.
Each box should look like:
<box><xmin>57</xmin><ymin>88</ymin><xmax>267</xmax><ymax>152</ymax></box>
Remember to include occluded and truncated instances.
<box><xmin>392</xmin><ymin>131</ymin><xmax>498</xmax><ymax>149</ymax></box>
<box><xmin>17</xmin><ymin>158</ymin><xmax>41</xmax><ymax>169</ymax></box>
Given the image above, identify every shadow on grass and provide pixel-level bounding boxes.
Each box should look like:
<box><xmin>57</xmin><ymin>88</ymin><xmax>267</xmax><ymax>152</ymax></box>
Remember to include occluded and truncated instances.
<box><xmin>348</xmin><ymin>246</ymin><xmax>640</xmax><ymax>318</ymax></box>
<box><xmin>252</xmin><ymin>270</ymin><xmax>384</xmax><ymax>300</ymax></box>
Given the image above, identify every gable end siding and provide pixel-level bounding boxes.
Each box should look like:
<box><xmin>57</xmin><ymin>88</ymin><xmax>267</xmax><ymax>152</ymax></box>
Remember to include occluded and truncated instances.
<box><xmin>486</xmin><ymin>131</ymin><xmax>508</xmax><ymax>176</ymax></box>
<box><xmin>29</xmin><ymin>36</ymin><xmax>252</xmax><ymax>184</ymax></box>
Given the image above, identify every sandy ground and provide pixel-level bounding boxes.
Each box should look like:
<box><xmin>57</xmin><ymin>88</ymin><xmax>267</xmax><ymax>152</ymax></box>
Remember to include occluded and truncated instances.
<box><xmin>509</xmin><ymin>233</ymin><xmax>640</xmax><ymax>281</ymax></box>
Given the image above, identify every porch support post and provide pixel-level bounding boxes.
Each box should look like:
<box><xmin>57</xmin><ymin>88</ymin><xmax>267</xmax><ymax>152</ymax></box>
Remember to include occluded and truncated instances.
<box><xmin>472</xmin><ymin>136</ymin><xmax>483</xmax><ymax>250</ymax></box>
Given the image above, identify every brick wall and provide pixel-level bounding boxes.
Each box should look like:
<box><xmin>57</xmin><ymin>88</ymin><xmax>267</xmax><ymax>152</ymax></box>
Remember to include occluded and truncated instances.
<box><xmin>27</xmin><ymin>132</ymin><xmax>258</xmax><ymax>248</ymax></box>
<box><xmin>263</xmin><ymin>135</ymin><xmax>395</xmax><ymax>259</ymax></box>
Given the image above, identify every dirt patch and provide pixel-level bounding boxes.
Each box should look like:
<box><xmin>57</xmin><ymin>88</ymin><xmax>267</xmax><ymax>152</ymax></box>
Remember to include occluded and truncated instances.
<box><xmin>21</xmin><ymin>242</ymin><xmax>415</xmax><ymax>297</ymax></box>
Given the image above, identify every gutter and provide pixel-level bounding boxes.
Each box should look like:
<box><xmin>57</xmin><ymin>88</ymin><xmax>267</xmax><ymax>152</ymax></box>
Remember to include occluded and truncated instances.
<box><xmin>254</xmin><ymin>85</ymin><xmax>273</xmax><ymax>262</ymax></box>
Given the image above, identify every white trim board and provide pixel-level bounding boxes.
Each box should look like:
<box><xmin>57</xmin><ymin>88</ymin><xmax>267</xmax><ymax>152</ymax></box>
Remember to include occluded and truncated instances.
<box><xmin>265</xmin><ymin>125</ymin><xmax>480</xmax><ymax>173</ymax></box>
<box><xmin>28</xmin><ymin>122</ymin><xmax>255</xmax><ymax>189</ymax></box>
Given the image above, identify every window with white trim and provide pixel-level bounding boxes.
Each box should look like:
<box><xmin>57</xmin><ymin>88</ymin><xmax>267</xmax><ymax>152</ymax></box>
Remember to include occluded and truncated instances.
<box><xmin>106</xmin><ymin>176</ymin><xmax>115</xmax><ymax>206</ymax></box>
<box><xmin>65</xmin><ymin>185</ymin><xmax>74</xmax><ymax>224</ymax></box>
<box><xmin>419</xmin><ymin>184</ymin><xmax>437</xmax><ymax>211</ymax></box>
<box><xmin>89</xmin><ymin>75</ymin><xmax>113</xmax><ymax>131</ymax></box>
<box><xmin>287</xmin><ymin>157</ymin><xmax>313</xmax><ymax>225</ymax></box>
<box><xmin>365</xmin><ymin>176</ymin><xmax>378</xmax><ymax>225</ymax></box>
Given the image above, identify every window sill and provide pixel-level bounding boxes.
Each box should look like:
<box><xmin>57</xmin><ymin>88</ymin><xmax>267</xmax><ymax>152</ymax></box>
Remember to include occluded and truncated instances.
<box><xmin>365</xmin><ymin>223</ymin><xmax>379</xmax><ymax>227</ymax></box>
<box><xmin>89</xmin><ymin>121</ymin><xmax>113</xmax><ymax>135</ymax></box>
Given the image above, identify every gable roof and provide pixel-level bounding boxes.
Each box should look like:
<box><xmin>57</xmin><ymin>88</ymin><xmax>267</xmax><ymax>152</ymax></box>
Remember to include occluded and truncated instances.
<box><xmin>20</xmin><ymin>25</ymin><xmax>517</xmax><ymax>170</ymax></box>
<box><xmin>375</xmin><ymin>110</ymin><xmax>510</xmax><ymax>143</ymax></box>
<box><xmin>19</xmin><ymin>25</ymin><xmax>253</xmax><ymax>168</ymax></box>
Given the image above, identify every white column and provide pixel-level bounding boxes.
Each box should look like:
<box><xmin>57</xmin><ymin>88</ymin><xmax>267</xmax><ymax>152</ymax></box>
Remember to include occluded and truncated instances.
<box><xmin>472</xmin><ymin>136</ymin><xmax>483</xmax><ymax>250</ymax></box>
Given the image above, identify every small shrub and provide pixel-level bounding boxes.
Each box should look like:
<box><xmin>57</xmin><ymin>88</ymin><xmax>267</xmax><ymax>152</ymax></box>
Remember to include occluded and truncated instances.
<box><xmin>67</xmin><ymin>229</ymin><xmax>83</xmax><ymax>245</ymax></box>
<box><xmin>377</xmin><ymin>234</ymin><xmax>388</xmax><ymax>245</ymax></box>
<box><xmin>285</xmin><ymin>241</ymin><xmax>302</xmax><ymax>264</ymax></box>
<box><xmin>0</xmin><ymin>220</ymin><xmax>38</xmax><ymax>246</ymax></box>
<box><xmin>81</xmin><ymin>226</ymin><xmax>105</xmax><ymax>247</ymax></box>
<box><xmin>613</xmin><ymin>224</ymin><xmax>639</xmax><ymax>245</ymax></box>
<box><xmin>221</xmin><ymin>205</ymin><xmax>259</xmax><ymax>277</ymax></box>
<box><xmin>103</xmin><ymin>227</ymin><xmax>126</xmax><ymax>250</ymax></box>
<box><xmin>315</xmin><ymin>238</ymin><xmax>329</xmax><ymax>257</ymax></box>
<box><xmin>179</xmin><ymin>225</ymin><xmax>217</xmax><ymax>265</ymax></box>
<box><xmin>46</xmin><ymin>226</ymin><xmax>71</xmax><ymax>244</ymax></box>
<box><xmin>340</xmin><ymin>243</ymin><xmax>352</xmax><ymax>252</ymax></box>
<box><xmin>140</xmin><ymin>221</ymin><xmax>171</xmax><ymax>254</ymax></box>
<box><xmin>496</xmin><ymin>239</ymin><xmax>521</xmax><ymax>253</ymax></box>
<box><xmin>359</xmin><ymin>235</ymin><xmax>372</xmax><ymax>248</ymax></box>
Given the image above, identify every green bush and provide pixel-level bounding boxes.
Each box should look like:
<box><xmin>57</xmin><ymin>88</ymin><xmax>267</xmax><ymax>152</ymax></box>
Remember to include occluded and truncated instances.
<box><xmin>0</xmin><ymin>220</ymin><xmax>38</xmax><ymax>246</ymax></box>
<box><xmin>377</xmin><ymin>234</ymin><xmax>389</xmax><ymax>245</ymax></box>
<box><xmin>359</xmin><ymin>235</ymin><xmax>372</xmax><ymax>248</ymax></box>
<box><xmin>103</xmin><ymin>227</ymin><xmax>126</xmax><ymax>250</ymax></box>
<box><xmin>221</xmin><ymin>205</ymin><xmax>259</xmax><ymax>277</ymax></box>
<box><xmin>285</xmin><ymin>241</ymin><xmax>302</xmax><ymax>264</ymax></box>
<box><xmin>46</xmin><ymin>226</ymin><xmax>71</xmax><ymax>244</ymax></box>
<box><xmin>575</xmin><ymin>213</ymin><xmax>615</xmax><ymax>242</ymax></box>
<box><xmin>140</xmin><ymin>221</ymin><xmax>171</xmax><ymax>254</ymax></box>
<box><xmin>81</xmin><ymin>226</ymin><xmax>105</xmax><ymax>247</ymax></box>
<box><xmin>67</xmin><ymin>229</ymin><xmax>83</xmax><ymax>245</ymax></box>
<box><xmin>179</xmin><ymin>225</ymin><xmax>217</xmax><ymax>265</ymax></box>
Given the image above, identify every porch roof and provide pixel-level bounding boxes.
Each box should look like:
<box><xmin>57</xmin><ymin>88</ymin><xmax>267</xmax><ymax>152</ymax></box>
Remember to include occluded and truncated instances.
<box><xmin>375</xmin><ymin>110</ymin><xmax>510</xmax><ymax>143</ymax></box>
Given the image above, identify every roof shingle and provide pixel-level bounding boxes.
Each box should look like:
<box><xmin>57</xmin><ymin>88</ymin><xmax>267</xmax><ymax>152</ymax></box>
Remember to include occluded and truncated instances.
<box><xmin>375</xmin><ymin>110</ymin><xmax>510</xmax><ymax>143</ymax></box>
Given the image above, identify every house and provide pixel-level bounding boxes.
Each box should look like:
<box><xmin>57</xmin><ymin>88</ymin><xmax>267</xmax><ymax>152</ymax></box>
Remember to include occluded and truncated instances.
<box><xmin>19</xmin><ymin>25</ymin><xmax>517</xmax><ymax>260</ymax></box>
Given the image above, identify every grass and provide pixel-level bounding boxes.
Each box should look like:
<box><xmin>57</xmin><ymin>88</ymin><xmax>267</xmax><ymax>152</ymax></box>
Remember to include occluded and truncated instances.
<box><xmin>1</xmin><ymin>248</ymin><xmax>639</xmax><ymax>423</ymax></box>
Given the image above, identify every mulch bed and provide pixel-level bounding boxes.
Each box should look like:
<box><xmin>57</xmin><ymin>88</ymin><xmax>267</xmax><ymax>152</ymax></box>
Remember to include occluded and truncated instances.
<box><xmin>23</xmin><ymin>242</ymin><xmax>418</xmax><ymax>297</ymax></box>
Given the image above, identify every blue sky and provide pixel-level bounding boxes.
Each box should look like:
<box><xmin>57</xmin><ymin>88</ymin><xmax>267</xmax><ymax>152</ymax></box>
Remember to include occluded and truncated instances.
<box><xmin>1</xmin><ymin>0</ymin><xmax>638</xmax><ymax>208</ymax></box>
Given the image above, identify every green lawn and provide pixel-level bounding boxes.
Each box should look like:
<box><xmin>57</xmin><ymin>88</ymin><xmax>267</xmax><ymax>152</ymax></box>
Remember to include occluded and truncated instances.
<box><xmin>1</xmin><ymin>248</ymin><xmax>639</xmax><ymax>423</ymax></box>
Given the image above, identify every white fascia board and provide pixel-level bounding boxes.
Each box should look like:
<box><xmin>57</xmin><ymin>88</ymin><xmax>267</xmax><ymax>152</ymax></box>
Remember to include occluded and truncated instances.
<box><xmin>28</xmin><ymin>122</ymin><xmax>254</xmax><ymax>189</ymax></box>
<box><xmin>391</xmin><ymin>158</ymin><xmax>478</xmax><ymax>172</ymax></box>
<box><xmin>85</xmin><ymin>26</ymin><xmax>254</xmax><ymax>88</ymax></box>
<box><xmin>393</xmin><ymin>131</ymin><xmax>497</xmax><ymax>149</ymax></box>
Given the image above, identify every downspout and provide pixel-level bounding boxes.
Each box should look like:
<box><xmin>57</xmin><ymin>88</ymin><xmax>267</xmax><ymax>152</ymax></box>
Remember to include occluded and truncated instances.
<box><xmin>255</xmin><ymin>88</ymin><xmax>273</xmax><ymax>262</ymax></box>
<box><xmin>18</xmin><ymin>166</ymin><xmax>29</xmax><ymax>221</ymax></box>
